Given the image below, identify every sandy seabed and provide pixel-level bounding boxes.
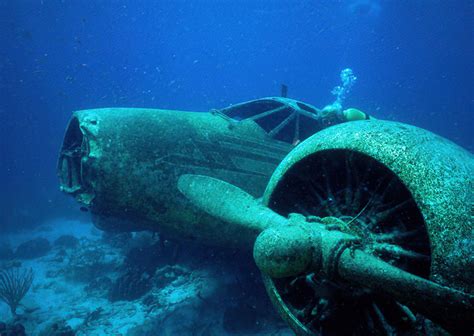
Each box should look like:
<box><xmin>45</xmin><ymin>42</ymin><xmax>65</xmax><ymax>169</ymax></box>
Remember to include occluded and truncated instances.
<box><xmin>0</xmin><ymin>218</ymin><xmax>293</xmax><ymax>335</ymax></box>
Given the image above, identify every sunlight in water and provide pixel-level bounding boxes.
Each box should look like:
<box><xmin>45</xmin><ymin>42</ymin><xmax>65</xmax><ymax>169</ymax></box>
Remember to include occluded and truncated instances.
<box><xmin>346</xmin><ymin>0</ymin><xmax>382</xmax><ymax>18</ymax></box>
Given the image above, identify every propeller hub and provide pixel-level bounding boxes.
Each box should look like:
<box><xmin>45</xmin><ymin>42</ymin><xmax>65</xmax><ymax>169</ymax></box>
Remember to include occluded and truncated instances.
<box><xmin>253</xmin><ymin>223</ymin><xmax>318</xmax><ymax>278</ymax></box>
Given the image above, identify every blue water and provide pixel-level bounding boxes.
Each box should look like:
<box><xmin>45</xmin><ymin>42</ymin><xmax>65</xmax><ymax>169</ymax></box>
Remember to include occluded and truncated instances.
<box><xmin>0</xmin><ymin>1</ymin><xmax>473</xmax><ymax>334</ymax></box>
<box><xmin>1</xmin><ymin>1</ymin><xmax>473</xmax><ymax>227</ymax></box>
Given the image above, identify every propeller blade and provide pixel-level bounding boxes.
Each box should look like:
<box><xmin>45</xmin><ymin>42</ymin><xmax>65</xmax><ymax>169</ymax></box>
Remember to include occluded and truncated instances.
<box><xmin>178</xmin><ymin>174</ymin><xmax>287</xmax><ymax>243</ymax></box>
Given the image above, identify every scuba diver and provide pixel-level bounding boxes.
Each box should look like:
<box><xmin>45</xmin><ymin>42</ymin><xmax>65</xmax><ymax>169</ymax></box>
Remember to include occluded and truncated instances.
<box><xmin>217</xmin><ymin>68</ymin><xmax>373</xmax><ymax>146</ymax></box>
<box><xmin>318</xmin><ymin>68</ymin><xmax>373</xmax><ymax>128</ymax></box>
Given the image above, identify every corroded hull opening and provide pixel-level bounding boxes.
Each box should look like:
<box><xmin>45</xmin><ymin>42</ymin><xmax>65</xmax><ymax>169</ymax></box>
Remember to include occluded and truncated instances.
<box><xmin>58</xmin><ymin>116</ymin><xmax>88</xmax><ymax>197</ymax></box>
<box><xmin>57</xmin><ymin>107</ymin><xmax>292</xmax><ymax>244</ymax></box>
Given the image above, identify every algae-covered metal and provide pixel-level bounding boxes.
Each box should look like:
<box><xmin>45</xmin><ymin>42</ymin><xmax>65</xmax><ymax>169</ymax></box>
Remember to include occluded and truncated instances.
<box><xmin>58</xmin><ymin>107</ymin><xmax>291</xmax><ymax>246</ymax></box>
<box><xmin>178</xmin><ymin>170</ymin><xmax>472</xmax><ymax>335</ymax></box>
<box><xmin>262</xmin><ymin>120</ymin><xmax>473</xmax><ymax>334</ymax></box>
<box><xmin>58</xmin><ymin>103</ymin><xmax>473</xmax><ymax>335</ymax></box>
<box><xmin>264</xmin><ymin>120</ymin><xmax>473</xmax><ymax>292</ymax></box>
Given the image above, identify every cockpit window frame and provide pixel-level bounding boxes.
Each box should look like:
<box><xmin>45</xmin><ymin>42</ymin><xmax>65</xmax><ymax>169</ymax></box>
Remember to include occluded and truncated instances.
<box><xmin>214</xmin><ymin>97</ymin><xmax>324</xmax><ymax>145</ymax></box>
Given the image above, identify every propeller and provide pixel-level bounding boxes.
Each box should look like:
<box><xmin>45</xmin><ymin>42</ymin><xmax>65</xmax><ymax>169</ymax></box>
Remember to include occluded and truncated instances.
<box><xmin>177</xmin><ymin>174</ymin><xmax>474</xmax><ymax>334</ymax></box>
<box><xmin>177</xmin><ymin>174</ymin><xmax>287</xmax><ymax>245</ymax></box>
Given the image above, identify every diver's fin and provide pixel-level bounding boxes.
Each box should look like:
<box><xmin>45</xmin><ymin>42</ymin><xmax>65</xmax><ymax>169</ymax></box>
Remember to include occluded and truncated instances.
<box><xmin>343</xmin><ymin>108</ymin><xmax>371</xmax><ymax>121</ymax></box>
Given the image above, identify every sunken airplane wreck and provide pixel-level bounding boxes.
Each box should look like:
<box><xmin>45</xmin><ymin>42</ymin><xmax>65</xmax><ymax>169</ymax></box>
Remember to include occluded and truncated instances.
<box><xmin>58</xmin><ymin>97</ymin><xmax>473</xmax><ymax>335</ymax></box>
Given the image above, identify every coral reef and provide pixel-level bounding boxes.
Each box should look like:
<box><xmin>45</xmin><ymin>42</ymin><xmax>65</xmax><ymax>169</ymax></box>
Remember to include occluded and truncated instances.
<box><xmin>100</xmin><ymin>232</ymin><xmax>133</xmax><ymax>249</ymax></box>
<box><xmin>38</xmin><ymin>320</ymin><xmax>75</xmax><ymax>336</ymax></box>
<box><xmin>53</xmin><ymin>235</ymin><xmax>79</xmax><ymax>249</ymax></box>
<box><xmin>0</xmin><ymin>267</ymin><xmax>34</xmax><ymax>316</ymax></box>
<box><xmin>153</xmin><ymin>265</ymin><xmax>188</xmax><ymax>288</ymax></box>
<box><xmin>108</xmin><ymin>268</ymin><xmax>153</xmax><ymax>302</ymax></box>
<box><xmin>84</xmin><ymin>276</ymin><xmax>113</xmax><ymax>297</ymax></box>
<box><xmin>15</xmin><ymin>238</ymin><xmax>51</xmax><ymax>259</ymax></box>
<box><xmin>123</xmin><ymin>241</ymin><xmax>168</xmax><ymax>273</ymax></box>
<box><xmin>65</xmin><ymin>240</ymin><xmax>122</xmax><ymax>282</ymax></box>
<box><xmin>0</xmin><ymin>220</ymin><xmax>292</xmax><ymax>335</ymax></box>
<box><xmin>0</xmin><ymin>321</ymin><xmax>26</xmax><ymax>336</ymax></box>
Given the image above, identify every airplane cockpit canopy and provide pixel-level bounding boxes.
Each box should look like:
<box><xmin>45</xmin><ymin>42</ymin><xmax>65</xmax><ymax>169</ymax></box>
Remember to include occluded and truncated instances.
<box><xmin>214</xmin><ymin>97</ymin><xmax>324</xmax><ymax>144</ymax></box>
